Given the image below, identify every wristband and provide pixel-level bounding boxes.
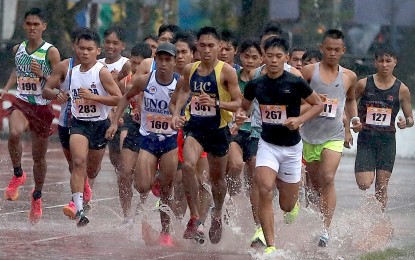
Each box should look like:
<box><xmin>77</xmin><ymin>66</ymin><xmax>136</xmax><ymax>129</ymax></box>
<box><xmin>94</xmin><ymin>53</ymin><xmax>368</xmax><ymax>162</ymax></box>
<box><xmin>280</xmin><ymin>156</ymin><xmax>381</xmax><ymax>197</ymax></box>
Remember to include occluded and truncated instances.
<box><xmin>215</xmin><ymin>99</ymin><xmax>220</xmax><ymax>109</ymax></box>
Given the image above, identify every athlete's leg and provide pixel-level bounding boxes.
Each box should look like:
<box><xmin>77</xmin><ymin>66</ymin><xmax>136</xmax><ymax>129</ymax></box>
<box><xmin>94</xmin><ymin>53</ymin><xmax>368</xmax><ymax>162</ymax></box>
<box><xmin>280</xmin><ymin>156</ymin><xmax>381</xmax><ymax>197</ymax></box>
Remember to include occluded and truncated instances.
<box><xmin>319</xmin><ymin>149</ymin><xmax>342</xmax><ymax>230</ymax></box>
<box><xmin>69</xmin><ymin>134</ymin><xmax>89</xmax><ymax>212</ymax></box>
<box><xmin>30</xmin><ymin>132</ymin><xmax>49</xmax><ymax>192</ymax></box>
<box><xmin>196</xmin><ymin>156</ymin><xmax>211</xmax><ymax>224</ymax></box>
<box><xmin>182</xmin><ymin>136</ymin><xmax>204</xmax><ymax>218</ymax></box>
<box><xmin>374</xmin><ymin>170</ymin><xmax>392</xmax><ymax>211</ymax></box>
<box><xmin>119</xmin><ymin>148</ymin><xmax>139</xmax><ymax>219</ymax></box>
<box><xmin>255</xmin><ymin>166</ymin><xmax>277</xmax><ymax>247</ymax></box>
<box><xmin>226</xmin><ymin>142</ymin><xmax>244</xmax><ymax>196</ymax></box>
<box><xmin>159</xmin><ymin>148</ymin><xmax>178</xmax><ymax>233</ymax></box>
<box><xmin>8</xmin><ymin>110</ymin><xmax>29</xmax><ymax>169</ymax></box>
<box><xmin>207</xmin><ymin>153</ymin><xmax>228</xmax><ymax>219</ymax></box>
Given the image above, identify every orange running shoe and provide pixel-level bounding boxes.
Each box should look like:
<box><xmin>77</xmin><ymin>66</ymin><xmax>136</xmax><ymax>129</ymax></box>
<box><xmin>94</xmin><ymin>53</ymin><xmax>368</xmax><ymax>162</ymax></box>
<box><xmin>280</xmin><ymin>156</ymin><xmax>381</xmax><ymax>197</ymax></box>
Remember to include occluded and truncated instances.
<box><xmin>159</xmin><ymin>232</ymin><xmax>174</xmax><ymax>247</ymax></box>
<box><xmin>83</xmin><ymin>178</ymin><xmax>92</xmax><ymax>203</ymax></box>
<box><xmin>5</xmin><ymin>171</ymin><xmax>27</xmax><ymax>201</ymax></box>
<box><xmin>28</xmin><ymin>191</ymin><xmax>42</xmax><ymax>224</ymax></box>
<box><xmin>63</xmin><ymin>201</ymin><xmax>76</xmax><ymax>220</ymax></box>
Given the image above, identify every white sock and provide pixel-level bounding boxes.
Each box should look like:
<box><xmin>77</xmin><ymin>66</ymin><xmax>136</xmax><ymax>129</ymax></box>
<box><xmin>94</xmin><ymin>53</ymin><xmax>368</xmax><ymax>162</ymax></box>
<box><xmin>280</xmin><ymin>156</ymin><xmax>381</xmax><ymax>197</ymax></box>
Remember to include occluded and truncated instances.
<box><xmin>72</xmin><ymin>192</ymin><xmax>83</xmax><ymax>212</ymax></box>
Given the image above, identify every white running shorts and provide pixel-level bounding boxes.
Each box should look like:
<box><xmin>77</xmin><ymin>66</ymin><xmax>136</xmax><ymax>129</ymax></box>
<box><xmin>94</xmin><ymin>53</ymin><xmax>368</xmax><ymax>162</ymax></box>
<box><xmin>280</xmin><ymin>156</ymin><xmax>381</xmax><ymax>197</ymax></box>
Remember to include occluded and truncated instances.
<box><xmin>255</xmin><ymin>138</ymin><xmax>302</xmax><ymax>183</ymax></box>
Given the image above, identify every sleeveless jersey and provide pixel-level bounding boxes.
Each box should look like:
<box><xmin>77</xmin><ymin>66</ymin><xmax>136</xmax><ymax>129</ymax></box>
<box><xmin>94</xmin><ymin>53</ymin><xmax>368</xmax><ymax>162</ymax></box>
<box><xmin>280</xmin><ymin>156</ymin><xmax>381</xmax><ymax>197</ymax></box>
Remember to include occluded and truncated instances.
<box><xmin>185</xmin><ymin>61</ymin><xmax>232</xmax><ymax>129</ymax></box>
<box><xmin>15</xmin><ymin>40</ymin><xmax>54</xmax><ymax>105</ymax></box>
<box><xmin>70</xmin><ymin>61</ymin><xmax>111</xmax><ymax>121</ymax></box>
<box><xmin>99</xmin><ymin>56</ymin><xmax>129</xmax><ymax>73</ymax></box>
<box><xmin>358</xmin><ymin>75</ymin><xmax>401</xmax><ymax>132</ymax></box>
<box><xmin>58</xmin><ymin>58</ymin><xmax>74</xmax><ymax>127</ymax></box>
<box><xmin>300</xmin><ymin>62</ymin><xmax>346</xmax><ymax>144</ymax></box>
<box><xmin>140</xmin><ymin>70</ymin><xmax>179</xmax><ymax>137</ymax></box>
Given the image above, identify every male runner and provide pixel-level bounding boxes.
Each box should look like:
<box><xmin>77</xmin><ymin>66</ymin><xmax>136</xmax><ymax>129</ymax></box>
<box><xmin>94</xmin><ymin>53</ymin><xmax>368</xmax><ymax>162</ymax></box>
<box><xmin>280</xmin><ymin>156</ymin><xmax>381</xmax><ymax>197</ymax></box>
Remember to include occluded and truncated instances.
<box><xmin>106</xmin><ymin>42</ymin><xmax>179</xmax><ymax>246</ymax></box>
<box><xmin>42</xmin><ymin>27</ymin><xmax>94</xmax><ymax>218</ymax></box>
<box><xmin>1</xmin><ymin>7</ymin><xmax>60</xmax><ymax>224</ymax></box>
<box><xmin>235</xmin><ymin>36</ymin><xmax>322</xmax><ymax>256</ymax></box>
<box><xmin>288</xmin><ymin>46</ymin><xmax>306</xmax><ymax>71</ymax></box>
<box><xmin>219</xmin><ymin>29</ymin><xmax>241</xmax><ymax>70</ymax></box>
<box><xmin>67</xmin><ymin>29</ymin><xmax>121</xmax><ymax>226</ymax></box>
<box><xmin>354</xmin><ymin>45</ymin><xmax>413</xmax><ymax>211</ymax></box>
<box><xmin>171</xmin><ymin>26</ymin><xmax>242</xmax><ymax>244</ymax></box>
<box><xmin>300</xmin><ymin>29</ymin><xmax>362</xmax><ymax>246</ymax></box>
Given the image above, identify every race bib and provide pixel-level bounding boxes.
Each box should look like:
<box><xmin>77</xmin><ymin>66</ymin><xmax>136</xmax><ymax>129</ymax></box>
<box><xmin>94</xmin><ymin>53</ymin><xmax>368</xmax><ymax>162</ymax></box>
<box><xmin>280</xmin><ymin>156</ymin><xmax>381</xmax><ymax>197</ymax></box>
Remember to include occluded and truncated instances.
<box><xmin>260</xmin><ymin>105</ymin><xmax>287</xmax><ymax>125</ymax></box>
<box><xmin>190</xmin><ymin>96</ymin><xmax>216</xmax><ymax>117</ymax></box>
<box><xmin>366</xmin><ymin>107</ymin><xmax>392</xmax><ymax>126</ymax></box>
<box><xmin>17</xmin><ymin>77</ymin><xmax>41</xmax><ymax>96</ymax></box>
<box><xmin>319</xmin><ymin>98</ymin><xmax>338</xmax><ymax>118</ymax></box>
<box><xmin>146</xmin><ymin>114</ymin><xmax>173</xmax><ymax>135</ymax></box>
<box><xmin>75</xmin><ymin>98</ymin><xmax>100</xmax><ymax>118</ymax></box>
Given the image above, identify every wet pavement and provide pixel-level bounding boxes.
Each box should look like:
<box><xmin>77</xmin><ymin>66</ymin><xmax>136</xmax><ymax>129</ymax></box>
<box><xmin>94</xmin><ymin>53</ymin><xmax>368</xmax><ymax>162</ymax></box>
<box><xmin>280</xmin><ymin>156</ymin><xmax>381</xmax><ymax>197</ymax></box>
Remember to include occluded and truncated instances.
<box><xmin>0</xmin><ymin>140</ymin><xmax>414</xmax><ymax>259</ymax></box>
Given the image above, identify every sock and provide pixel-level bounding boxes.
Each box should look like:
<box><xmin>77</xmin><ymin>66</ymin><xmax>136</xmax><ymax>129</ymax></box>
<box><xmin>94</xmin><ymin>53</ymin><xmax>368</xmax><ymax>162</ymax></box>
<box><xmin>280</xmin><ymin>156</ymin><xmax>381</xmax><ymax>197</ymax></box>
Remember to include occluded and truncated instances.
<box><xmin>13</xmin><ymin>167</ymin><xmax>23</xmax><ymax>177</ymax></box>
<box><xmin>33</xmin><ymin>190</ymin><xmax>42</xmax><ymax>200</ymax></box>
<box><xmin>72</xmin><ymin>192</ymin><xmax>83</xmax><ymax>212</ymax></box>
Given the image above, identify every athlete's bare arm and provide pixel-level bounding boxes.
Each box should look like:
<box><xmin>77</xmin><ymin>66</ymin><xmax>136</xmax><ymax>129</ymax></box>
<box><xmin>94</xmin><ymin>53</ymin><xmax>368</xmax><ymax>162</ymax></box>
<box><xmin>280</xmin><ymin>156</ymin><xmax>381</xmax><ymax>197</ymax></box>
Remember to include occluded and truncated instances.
<box><xmin>169</xmin><ymin>79</ymin><xmax>182</xmax><ymax>115</ymax></box>
<box><xmin>398</xmin><ymin>83</ymin><xmax>414</xmax><ymax>128</ymax></box>
<box><xmin>171</xmin><ymin>64</ymin><xmax>192</xmax><ymax>130</ymax></box>
<box><xmin>45</xmin><ymin>47</ymin><xmax>61</xmax><ymax>76</ymax></box>
<box><xmin>343</xmin><ymin>69</ymin><xmax>362</xmax><ymax>132</ymax></box>
<box><xmin>355</xmin><ymin>78</ymin><xmax>368</xmax><ymax>100</ymax></box>
<box><xmin>217</xmin><ymin>63</ymin><xmax>242</xmax><ymax>112</ymax></box>
<box><xmin>42</xmin><ymin>59</ymin><xmax>70</xmax><ymax>102</ymax></box>
<box><xmin>300</xmin><ymin>63</ymin><xmax>315</xmax><ymax>83</ymax></box>
<box><xmin>289</xmin><ymin>66</ymin><xmax>303</xmax><ymax>77</ymax></box>
<box><xmin>135</xmin><ymin>58</ymin><xmax>153</xmax><ymax>77</ymax></box>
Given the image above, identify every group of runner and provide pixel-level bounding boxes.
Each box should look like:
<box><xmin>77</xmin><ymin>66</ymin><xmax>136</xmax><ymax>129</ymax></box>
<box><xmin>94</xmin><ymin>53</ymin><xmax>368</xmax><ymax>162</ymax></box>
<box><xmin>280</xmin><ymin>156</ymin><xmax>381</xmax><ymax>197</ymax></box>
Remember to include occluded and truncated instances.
<box><xmin>1</xmin><ymin>7</ymin><xmax>413</xmax><ymax>257</ymax></box>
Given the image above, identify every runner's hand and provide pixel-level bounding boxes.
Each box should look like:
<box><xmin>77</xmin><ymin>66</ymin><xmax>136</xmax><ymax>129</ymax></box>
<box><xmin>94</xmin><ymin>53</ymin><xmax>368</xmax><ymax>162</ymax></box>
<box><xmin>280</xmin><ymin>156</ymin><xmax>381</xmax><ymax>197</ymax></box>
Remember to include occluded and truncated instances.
<box><xmin>54</xmin><ymin>90</ymin><xmax>69</xmax><ymax>104</ymax></box>
<box><xmin>344</xmin><ymin>131</ymin><xmax>353</xmax><ymax>148</ymax></box>
<box><xmin>199</xmin><ymin>89</ymin><xmax>214</xmax><ymax>107</ymax></box>
<box><xmin>31</xmin><ymin>59</ymin><xmax>43</xmax><ymax>78</ymax></box>
<box><xmin>105</xmin><ymin>123</ymin><xmax>118</xmax><ymax>140</ymax></box>
<box><xmin>0</xmin><ymin>89</ymin><xmax>8</xmax><ymax>100</ymax></box>
<box><xmin>351</xmin><ymin>117</ymin><xmax>362</xmax><ymax>133</ymax></box>
<box><xmin>230</xmin><ymin>123</ymin><xmax>240</xmax><ymax>135</ymax></box>
<box><xmin>235</xmin><ymin>111</ymin><xmax>248</xmax><ymax>126</ymax></box>
<box><xmin>397</xmin><ymin>116</ymin><xmax>406</xmax><ymax>129</ymax></box>
<box><xmin>78</xmin><ymin>87</ymin><xmax>95</xmax><ymax>100</ymax></box>
<box><xmin>171</xmin><ymin>115</ymin><xmax>186</xmax><ymax>130</ymax></box>
<box><xmin>283</xmin><ymin>117</ymin><xmax>302</xmax><ymax>130</ymax></box>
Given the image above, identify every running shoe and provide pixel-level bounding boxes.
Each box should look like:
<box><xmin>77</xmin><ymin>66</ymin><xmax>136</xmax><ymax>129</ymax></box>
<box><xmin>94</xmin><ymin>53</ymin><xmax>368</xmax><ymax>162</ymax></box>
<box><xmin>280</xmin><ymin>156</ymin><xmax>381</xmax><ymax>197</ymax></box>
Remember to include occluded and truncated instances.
<box><xmin>159</xmin><ymin>232</ymin><xmax>174</xmax><ymax>247</ymax></box>
<box><xmin>284</xmin><ymin>200</ymin><xmax>300</xmax><ymax>224</ymax></box>
<box><xmin>75</xmin><ymin>210</ymin><xmax>89</xmax><ymax>227</ymax></box>
<box><xmin>5</xmin><ymin>171</ymin><xmax>27</xmax><ymax>201</ymax></box>
<box><xmin>28</xmin><ymin>191</ymin><xmax>42</xmax><ymax>224</ymax></box>
<box><xmin>209</xmin><ymin>217</ymin><xmax>223</xmax><ymax>244</ymax></box>
<box><xmin>63</xmin><ymin>201</ymin><xmax>76</xmax><ymax>220</ymax></box>
<box><xmin>264</xmin><ymin>246</ymin><xmax>277</xmax><ymax>255</ymax></box>
<box><xmin>251</xmin><ymin>226</ymin><xmax>266</xmax><ymax>247</ymax></box>
<box><xmin>83</xmin><ymin>178</ymin><xmax>92</xmax><ymax>203</ymax></box>
<box><xmin>318</xmin><ymin>230</ymin><xmax>330</xmax><ymax>247</ymax></box>
<box><xmin>183</xmin><ymin>217</ymin><xmax>205</xmax><ymax>244</ymax></box>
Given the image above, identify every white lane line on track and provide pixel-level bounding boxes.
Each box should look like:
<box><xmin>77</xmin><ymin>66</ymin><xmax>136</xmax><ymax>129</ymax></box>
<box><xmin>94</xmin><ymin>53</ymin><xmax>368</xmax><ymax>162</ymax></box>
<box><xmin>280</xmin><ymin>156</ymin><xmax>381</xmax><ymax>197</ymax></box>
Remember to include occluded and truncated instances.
<box><xmin>0</xmin><ymin>196</ymin><xmax>118</xmax><ymax>216</ymax></box>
